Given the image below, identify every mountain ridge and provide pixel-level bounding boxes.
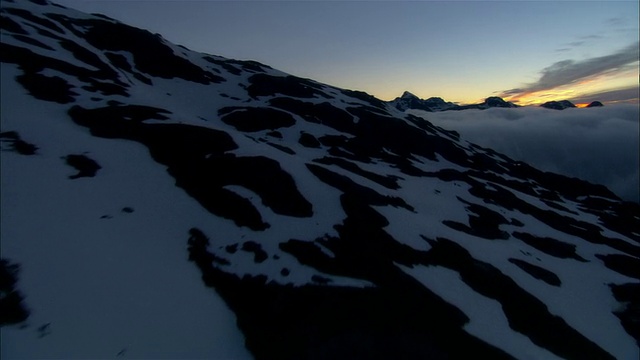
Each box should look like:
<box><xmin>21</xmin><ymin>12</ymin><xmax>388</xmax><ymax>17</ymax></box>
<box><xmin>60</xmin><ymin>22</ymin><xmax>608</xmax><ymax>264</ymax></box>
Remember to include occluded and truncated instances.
<box><xmin>391</xmin><ymin>92</ymin><xmax>606</xmax><ymax>111</ymax></box>
<box><xmin>390</xmin><ymin>92</ymin><xmax>518</xmax><ymax>112</ymax></box>
<box><xmin>1</xmin><ymin>1</ymin><xmax>639</xmax><ymax>359</ymax></box>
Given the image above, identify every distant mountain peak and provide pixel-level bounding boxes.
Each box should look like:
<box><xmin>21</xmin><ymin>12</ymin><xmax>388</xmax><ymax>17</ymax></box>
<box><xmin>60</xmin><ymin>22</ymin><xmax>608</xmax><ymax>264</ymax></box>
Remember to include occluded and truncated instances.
<box><xmin>483</xmin><ymin>96</ymin><xmax>517</xmax><ymax>108</ymax></box>
<box><xmin>540</xmin><ymin>100</ymin><xmax>577</xmax><ymax>110</ymax></box>
<box><xmin>390</xmin><ymin>93</ymin><xmax>517</xmax><ymax>112</ymax></box>
<box><xmin>391</xmin><ymin>92</ymin><xmax>457</xmax><ymax>112</ymax></box>
<box><xmin>401</xmin><ymin>90</ymin><xmax>419</xmax><ymax>99</ymax></box>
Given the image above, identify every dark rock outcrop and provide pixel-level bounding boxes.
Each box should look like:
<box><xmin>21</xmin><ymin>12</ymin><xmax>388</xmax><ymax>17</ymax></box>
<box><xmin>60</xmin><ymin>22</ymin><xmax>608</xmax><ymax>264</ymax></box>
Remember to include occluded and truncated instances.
<box><xmin>390</xmin><ymin>92</ymin><xmax>517</xmax><ymax>112</ymax></box>
<box><xmin>540</xmin><ymin>100</ymin><xmax>576</xmax><ymax>110</ymax></box>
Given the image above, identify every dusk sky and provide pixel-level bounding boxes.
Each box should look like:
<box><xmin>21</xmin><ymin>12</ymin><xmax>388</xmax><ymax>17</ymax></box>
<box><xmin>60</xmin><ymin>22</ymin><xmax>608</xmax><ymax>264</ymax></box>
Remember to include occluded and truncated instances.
<box><xmin>54</xmin><ymin>0</ymin><xmax>639</xmax><ymax>105</ymax></box>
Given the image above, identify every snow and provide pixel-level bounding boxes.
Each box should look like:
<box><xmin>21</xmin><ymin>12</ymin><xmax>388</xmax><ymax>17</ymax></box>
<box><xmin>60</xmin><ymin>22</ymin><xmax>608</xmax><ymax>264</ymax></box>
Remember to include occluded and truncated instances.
<box><xmin>218</xmin><ymin>184</ymin><xmax>371</xmax><ymax>287</ymax></box>
<box><xmin>376</xmin><ymin>158</ymin><xmax>639</xmax><ymax>358</ymax></box>
<box><xmin>1</xmin><ymin>63</ymin><xmax>251</xmax><ymax>359</ymax></box>
<box><xmin>399</xmin><ymin>264</ymin><xmax>564</xmax><ymax>360</ymax></box>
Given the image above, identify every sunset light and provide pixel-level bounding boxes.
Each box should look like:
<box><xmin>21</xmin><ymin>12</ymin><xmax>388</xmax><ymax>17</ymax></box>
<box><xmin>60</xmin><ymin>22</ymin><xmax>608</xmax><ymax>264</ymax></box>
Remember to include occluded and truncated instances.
<box><xmin>503</xmin><ymin>60</ymin><xmax>639</xmax><ymax>107</ymax></box>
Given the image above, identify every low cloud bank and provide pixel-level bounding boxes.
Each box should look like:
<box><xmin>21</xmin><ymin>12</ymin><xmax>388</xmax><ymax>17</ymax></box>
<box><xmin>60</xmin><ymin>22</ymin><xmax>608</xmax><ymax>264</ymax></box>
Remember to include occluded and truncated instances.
<box><xmin>410</xmin><ymin>105</ymin><xmax>639</xmax><ymax>202</ymax></box>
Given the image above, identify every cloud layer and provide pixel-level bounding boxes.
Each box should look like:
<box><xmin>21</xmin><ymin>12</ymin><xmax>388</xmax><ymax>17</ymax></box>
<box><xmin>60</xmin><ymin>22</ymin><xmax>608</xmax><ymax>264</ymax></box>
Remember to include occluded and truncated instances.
<box><xmin>503</xmin><ymin>42</ymin><xmax>639</xmax><ymax>101</ymax></box>
<box><xmin>411</xmin><ymin>105</ymin><xmax>639</xmax><ymax>202</ymax></box>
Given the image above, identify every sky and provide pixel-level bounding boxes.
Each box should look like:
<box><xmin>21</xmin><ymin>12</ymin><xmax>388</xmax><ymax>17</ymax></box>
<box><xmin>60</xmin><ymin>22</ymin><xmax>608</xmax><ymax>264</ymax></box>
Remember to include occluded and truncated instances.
<box><xmin>52</xmin><ymin>0</ymin><xmax>639</xmax><ymax>105</ymax></box>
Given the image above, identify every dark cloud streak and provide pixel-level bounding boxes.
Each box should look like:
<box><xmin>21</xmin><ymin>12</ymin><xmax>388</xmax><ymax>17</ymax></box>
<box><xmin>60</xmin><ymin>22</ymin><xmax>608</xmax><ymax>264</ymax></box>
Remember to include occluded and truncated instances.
<box><xmin>504</xmin><ymin>42</ymin><xmax>639</xmax><ymax>98</ymax></box>
<box><xmin>567</xmin><ymin>41</ymin><xmax>585</xmax><ymax>47</ymax></box>
<box><xmin>571</xmin><ymin>86</ymin><xmax>639</xmax><ymax>104</ymax></box>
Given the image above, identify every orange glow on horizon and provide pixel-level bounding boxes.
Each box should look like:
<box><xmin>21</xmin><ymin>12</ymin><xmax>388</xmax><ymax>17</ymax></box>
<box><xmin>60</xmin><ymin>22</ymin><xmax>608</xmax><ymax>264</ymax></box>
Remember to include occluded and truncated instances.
<box><xmin>501</xmin><ymin>63</ymin><xmax>639</xmax><ymax>106</ymax></box>
<box><xmin>387</xmin><ymin>71</ymin><xmax>638</xmax><ymax>107</ymax></box>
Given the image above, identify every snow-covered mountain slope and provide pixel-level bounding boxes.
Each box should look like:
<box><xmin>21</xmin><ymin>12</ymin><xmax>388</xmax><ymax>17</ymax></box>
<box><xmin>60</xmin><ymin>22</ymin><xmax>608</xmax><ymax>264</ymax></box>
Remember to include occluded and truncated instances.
<box><xmin>1</xmin><ymin>1</ymin><xmax>639</xmax><ymax>359</ymax></box>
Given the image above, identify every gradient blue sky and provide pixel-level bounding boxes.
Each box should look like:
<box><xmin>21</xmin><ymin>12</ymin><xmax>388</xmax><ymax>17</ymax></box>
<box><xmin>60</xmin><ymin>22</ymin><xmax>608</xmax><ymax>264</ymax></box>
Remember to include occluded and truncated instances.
<box><xmin>54</xmin><ymin>0</ymin><xmax>639</xmax><ymax>105</ymax></box>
